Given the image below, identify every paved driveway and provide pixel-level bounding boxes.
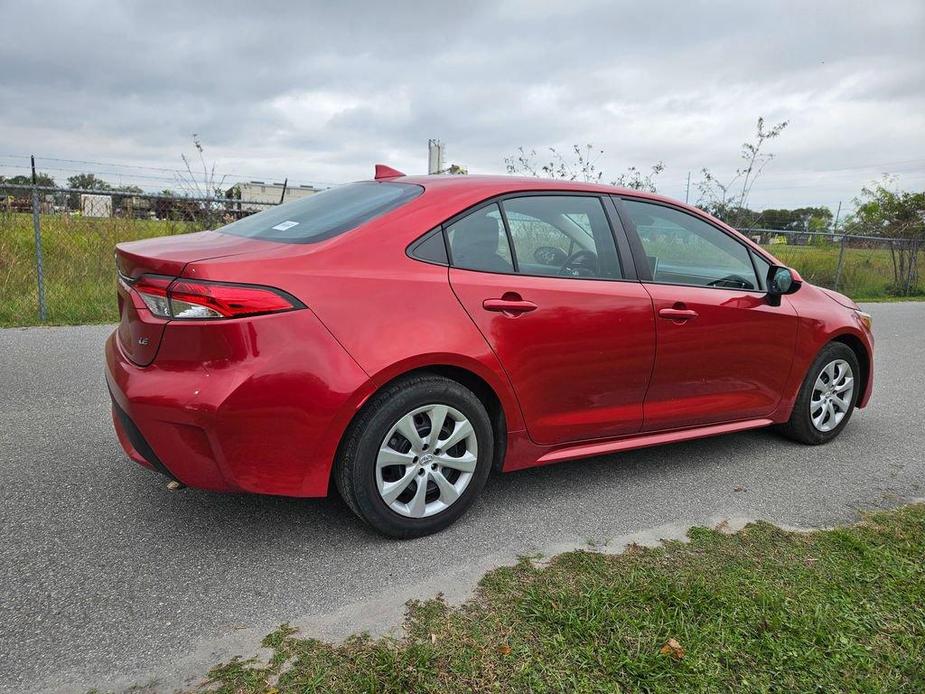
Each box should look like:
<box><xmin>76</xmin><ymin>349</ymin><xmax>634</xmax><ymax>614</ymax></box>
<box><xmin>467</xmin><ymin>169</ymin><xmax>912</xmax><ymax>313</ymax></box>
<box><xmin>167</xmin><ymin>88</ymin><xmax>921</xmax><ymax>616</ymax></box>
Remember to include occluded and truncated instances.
<box><xmin>1</xmin><ymin>303</ymin><xmax>923</xmax><ymax>692</ymax></box>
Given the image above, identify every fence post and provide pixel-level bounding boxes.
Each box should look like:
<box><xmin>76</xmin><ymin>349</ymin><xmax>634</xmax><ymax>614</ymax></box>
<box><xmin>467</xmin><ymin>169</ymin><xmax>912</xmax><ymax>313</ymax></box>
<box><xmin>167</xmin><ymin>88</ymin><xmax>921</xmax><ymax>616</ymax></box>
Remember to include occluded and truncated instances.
<box><xmin>30</xmin><ymin>155</ymin><xmax>47</xmax><ymax>322</ymax></box>
<box><xmin>904</xmin><ymin>239</ymin><xmax>919</xmax><ymax>296</ymax></box>
<box><xmin>833</xmin><ymin>233</ymin><xmax>847</xmax><ymax>292</ymax></box>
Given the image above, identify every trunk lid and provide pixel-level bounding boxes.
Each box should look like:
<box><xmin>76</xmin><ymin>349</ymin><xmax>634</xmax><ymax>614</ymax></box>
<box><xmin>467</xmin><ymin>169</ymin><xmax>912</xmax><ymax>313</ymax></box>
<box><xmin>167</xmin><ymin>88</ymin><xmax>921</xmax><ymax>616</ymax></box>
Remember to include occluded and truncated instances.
<box><xmin>114</xmin><ymin>231</ymin><xmax>276</xmax><ymax>365</ymax></box>
<box><xmin>115</xmin><ymin>230</ymin><xmax>266</xmax><ymax>279</ymax></box>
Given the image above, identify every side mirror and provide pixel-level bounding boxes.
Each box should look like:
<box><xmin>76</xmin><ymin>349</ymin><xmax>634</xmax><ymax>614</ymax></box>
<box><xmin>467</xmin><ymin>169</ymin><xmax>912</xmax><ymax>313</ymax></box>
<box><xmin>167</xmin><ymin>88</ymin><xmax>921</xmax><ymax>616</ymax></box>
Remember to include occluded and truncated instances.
<box><xmin>766</xmin><ymin>266</ymin><xmax>801</xmax><ymax>306</ymax></box>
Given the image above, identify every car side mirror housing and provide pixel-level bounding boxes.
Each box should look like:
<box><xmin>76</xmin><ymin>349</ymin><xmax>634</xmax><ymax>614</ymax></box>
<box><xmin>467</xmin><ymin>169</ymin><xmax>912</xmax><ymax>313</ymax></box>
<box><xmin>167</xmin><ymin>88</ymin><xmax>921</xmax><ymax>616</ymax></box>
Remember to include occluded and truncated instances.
<box><xmin>766</xmin><ymin>265</ymin><xmax>801</xmax><ymax>306</ymax></box>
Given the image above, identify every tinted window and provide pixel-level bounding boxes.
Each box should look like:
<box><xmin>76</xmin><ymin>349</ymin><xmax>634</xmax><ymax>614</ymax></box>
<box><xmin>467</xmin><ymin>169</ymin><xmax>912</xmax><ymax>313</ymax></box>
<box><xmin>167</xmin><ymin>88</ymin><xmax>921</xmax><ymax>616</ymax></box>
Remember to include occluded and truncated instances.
<box><xmin>219</xmin><ymin>181</ymin><xmax>422</xmax><ymax>243</ymax></box>
<box><xmin>623</xmin><ymin>199</ymin><xmax>758</xmax><ymax>289</ymax></box>
<box><xmin>409</xmin><ymin>229</ymin><xmax>448</xmax><ymax>265</ymax></box>
<box><xmin>502</xmin><ymin>196</ymin><xmax>621</xmax><ymax>279</ymax></box>
<box><xmin>446</xmin><ymin>203</ymin><xmax>514</xmax><ymax>273</ymax></box>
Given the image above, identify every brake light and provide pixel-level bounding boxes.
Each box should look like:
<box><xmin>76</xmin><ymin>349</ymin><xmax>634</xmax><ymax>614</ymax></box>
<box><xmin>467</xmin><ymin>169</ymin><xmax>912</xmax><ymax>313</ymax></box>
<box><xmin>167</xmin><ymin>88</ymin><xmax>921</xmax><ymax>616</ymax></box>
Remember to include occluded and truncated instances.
<box><xmin>131</xmin><ymin>275</ymin><xmax>303</xmax><ymax>320</ymax></box>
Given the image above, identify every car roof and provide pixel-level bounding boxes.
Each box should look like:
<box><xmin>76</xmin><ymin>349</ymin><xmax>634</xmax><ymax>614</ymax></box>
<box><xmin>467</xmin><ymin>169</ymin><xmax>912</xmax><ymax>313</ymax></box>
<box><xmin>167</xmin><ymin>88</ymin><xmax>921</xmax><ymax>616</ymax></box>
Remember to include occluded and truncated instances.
<box><xmin>389</xmin><ymin>173</ymin><xmax>680</xmax><ymax>208</ymax></box>
<box><xmin>374</xmin><ymin>173</ymin><xmax>778</xmax><ymax>265</ymax></box>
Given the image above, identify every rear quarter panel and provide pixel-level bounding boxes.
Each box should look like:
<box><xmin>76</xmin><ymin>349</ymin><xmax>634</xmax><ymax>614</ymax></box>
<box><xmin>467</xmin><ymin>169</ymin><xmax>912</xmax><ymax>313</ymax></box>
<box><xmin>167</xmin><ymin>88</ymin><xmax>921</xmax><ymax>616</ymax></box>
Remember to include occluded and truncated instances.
<box><xmin>291</xmin><ymin>247</ymin><xmax>528</xmax><ymax>436</ymax></box>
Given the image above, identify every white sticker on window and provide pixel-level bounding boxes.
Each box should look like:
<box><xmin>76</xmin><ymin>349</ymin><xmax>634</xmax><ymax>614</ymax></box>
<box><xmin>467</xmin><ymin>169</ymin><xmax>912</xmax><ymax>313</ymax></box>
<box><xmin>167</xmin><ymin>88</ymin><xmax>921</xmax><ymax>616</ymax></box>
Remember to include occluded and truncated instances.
<box><xmin>271</xmin><ymin>220</ymin><xmax>299</xmax><ymax>231</ymax></box>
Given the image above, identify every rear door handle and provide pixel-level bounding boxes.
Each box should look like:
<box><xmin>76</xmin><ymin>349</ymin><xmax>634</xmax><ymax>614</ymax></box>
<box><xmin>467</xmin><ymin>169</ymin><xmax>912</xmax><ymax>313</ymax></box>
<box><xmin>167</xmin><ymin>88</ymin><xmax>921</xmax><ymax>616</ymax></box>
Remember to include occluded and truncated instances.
<box><xmin>658</xmin><ymin>308</ymin><xmax>698</xmax><ymax>321</ymax></box>
<box><xmin>483</xmin><ymin>297</ymin><xmax>538</xmax><ymax>315</ymax></box>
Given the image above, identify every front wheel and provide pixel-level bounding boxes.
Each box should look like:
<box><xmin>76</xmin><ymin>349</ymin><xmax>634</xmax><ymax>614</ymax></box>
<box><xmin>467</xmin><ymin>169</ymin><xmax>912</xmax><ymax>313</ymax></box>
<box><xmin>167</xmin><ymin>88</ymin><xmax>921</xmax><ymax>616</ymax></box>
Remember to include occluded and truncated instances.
<box><xmin>335</xmin><ymin>374</ymin><xmax>493</xmax><ymax>538</ymax></box>
<box><xmin>777</xmin><ymin>342</ymin><xmax>860</xmax><ymax>445</ymax></box>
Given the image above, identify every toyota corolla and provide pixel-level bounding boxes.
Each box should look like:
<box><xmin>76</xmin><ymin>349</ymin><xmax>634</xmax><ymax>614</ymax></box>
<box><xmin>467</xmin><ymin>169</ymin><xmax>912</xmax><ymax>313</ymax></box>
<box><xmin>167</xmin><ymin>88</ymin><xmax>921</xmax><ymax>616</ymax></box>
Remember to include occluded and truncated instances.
<box><xmin>105</xmin><ymin>166</ymin><xmax>874</xmax><ymax>537</ymax></box>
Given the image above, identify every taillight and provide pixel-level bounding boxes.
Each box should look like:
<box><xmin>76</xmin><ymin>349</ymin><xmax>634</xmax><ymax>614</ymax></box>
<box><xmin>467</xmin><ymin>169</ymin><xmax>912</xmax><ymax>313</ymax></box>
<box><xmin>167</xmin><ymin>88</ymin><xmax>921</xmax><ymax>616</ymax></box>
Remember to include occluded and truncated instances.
<box><xmin>131</xmin><ymin>274</ymin><xmax>303</xmax><ymax>320</ymax></box>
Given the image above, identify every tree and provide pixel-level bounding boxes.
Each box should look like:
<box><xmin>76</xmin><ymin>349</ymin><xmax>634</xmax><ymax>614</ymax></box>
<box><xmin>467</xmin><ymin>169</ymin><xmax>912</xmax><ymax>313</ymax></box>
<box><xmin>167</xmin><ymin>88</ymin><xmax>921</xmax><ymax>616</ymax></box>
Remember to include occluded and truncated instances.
<box><xmin>754</xmin><ymin>206</ymin><xmax>833</xmax><ymax>232</ymax></box>
<box><xmin>504</xmin><ymin>144</ymin><xmax>664</xmax><ymax>192</ymax></box>
<box><xmin>65</xmin><ymin>173</ymin><xmax>113</xmax><ymax>208</ymax></box>
<box><xmin>846</xmin><ymin>177</ymin><xmax>925</xmax><ymax>295</ymax></box>
<box><xmin>0</xmin><ymin>172</ymin><xmax>56</xmax><ymax>189</ymax></box>
<box><xmin>67</xmin><ymin>173</ymin><xmax>112</xmax><ymax>191</ymax></box>
<box><xmin>696</xmin><ymin>117</ymin><xmax>788</xmax><ymax>227</ymax></box>
<box><xmin>0</xmin><ymin>171</ymin><xmax>55</xmax><ymax>199</ymax></box>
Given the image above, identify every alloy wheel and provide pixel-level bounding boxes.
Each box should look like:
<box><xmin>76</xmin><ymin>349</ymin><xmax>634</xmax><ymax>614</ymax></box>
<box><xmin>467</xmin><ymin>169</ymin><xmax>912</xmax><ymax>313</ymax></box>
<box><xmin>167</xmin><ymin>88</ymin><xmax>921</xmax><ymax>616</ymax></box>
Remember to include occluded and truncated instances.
<box><xmin>375</xmin><ymin>404</ymin><xmax>478</xmax><ymax>518</ymax></box>
<box><xmin>810</xmin><ymin>358</ymin><xmax>854</xmax><ymax>432</ymax></box>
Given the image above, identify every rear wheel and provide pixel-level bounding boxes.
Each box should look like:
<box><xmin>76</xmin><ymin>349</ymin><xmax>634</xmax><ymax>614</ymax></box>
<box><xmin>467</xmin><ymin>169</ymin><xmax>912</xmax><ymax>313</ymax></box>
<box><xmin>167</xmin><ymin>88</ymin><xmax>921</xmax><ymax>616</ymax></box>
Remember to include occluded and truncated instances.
<box><xmin>335</xmin><ymin>374</ymin><xmax>493</xmax><ymax>538</ymax></box>
<box><xmin>778</xmin><ymin>342</ymin><xmax>859</xmax><ymax>445</ymax></box>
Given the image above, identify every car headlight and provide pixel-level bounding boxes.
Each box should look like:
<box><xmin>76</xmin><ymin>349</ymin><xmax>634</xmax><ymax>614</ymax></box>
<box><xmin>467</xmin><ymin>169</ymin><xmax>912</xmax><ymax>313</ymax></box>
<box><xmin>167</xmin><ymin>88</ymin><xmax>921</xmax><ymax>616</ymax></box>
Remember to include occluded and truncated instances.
<box><xmin>854</xmin><ymin>310</ymin><xmax>872</xmax><ymax>331</ymax></box>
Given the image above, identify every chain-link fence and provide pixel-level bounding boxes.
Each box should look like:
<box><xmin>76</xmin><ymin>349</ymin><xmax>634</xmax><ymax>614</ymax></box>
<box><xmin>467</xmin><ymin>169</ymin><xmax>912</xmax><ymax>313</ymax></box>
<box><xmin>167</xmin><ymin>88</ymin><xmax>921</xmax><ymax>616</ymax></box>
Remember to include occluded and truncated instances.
<box><xmin>742</xmin><ymin>228</ymin><xmax>923</xmax><ymax>300</ymax></box>
<box><xmin>0</xmin><ymin>184</ymin><xmax>278</xmax><ymax>326</ymax></box>
<box><xmin>2</xmin><ymin>186</ymin><xmax>922</xmax><ymax>327</ymax></box>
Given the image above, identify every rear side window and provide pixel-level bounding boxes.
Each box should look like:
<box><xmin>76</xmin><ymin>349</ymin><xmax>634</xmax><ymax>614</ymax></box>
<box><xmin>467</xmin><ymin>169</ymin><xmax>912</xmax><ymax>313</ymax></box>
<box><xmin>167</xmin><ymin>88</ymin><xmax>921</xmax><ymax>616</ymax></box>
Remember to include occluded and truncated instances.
<box><xmin>408</xmin><ymin>228</ymin><xmax>448</xmax><ymax>265</ymax></box>
<box><xmin>219</xmin><ymin>181</ymin><xmax>422</xmax><ymax>243</ymax></box>
<box><xmin>502</xmin><ymin>196</ymin><xmax>622</xmax><ymax>279</ymax></box>
<box><xmin>445</xmin><ymin>203</ymin><xmax>515</xmax><ymax>273</ymax></box>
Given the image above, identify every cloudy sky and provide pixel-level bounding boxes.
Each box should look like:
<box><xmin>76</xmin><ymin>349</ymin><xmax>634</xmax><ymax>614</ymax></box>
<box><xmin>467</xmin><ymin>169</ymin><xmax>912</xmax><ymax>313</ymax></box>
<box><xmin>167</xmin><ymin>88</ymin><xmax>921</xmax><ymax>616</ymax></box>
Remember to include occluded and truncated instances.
<box><xmin>1</xmin><ymin>0</ymin><xmax>923</xmax><ymax>210</ymax></box>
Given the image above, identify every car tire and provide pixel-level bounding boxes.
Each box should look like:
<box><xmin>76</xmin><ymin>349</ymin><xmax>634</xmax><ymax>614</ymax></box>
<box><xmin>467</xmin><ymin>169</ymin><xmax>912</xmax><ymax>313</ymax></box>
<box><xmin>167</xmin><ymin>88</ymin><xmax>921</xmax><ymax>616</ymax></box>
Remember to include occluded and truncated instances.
<box><xmin>335</xmin><ymin>373</ymin><xmax>494</xmax><ymax>538</ymax></box>
<box><xmin>777</xmin><ymin>342</ymin><xmax>860</xmax><ymax>445</ymax></box>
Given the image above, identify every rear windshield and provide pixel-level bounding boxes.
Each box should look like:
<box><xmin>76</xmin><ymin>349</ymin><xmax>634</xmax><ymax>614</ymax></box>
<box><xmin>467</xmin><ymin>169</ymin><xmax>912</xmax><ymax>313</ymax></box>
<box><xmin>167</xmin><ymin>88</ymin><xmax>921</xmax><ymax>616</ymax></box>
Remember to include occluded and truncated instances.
<box><xmin>219</xmin><ymin>181</ymin><xmax>423</xmax><ymax>243</ymax></box>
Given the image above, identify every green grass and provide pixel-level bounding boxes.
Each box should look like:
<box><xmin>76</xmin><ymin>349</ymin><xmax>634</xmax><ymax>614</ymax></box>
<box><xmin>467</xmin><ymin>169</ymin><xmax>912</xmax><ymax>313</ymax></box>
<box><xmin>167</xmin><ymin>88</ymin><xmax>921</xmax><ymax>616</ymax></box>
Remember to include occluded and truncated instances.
<box><xmin>763</xmin><ymin>243</ymin><xmax>924</xmax><ymax>301</ymax></box>
<box><xmin>198</xmin><ymin>504</ymin><xmax>925</xmax><ymax>693</ymax></box>
<box><xmin>1</xmin><ymin>213</ymin><xmax>923</xmax><ymax>328</ymax></box>
<box><xmin>0</xmin><ymin>212</ymin><xmax>201</xmax><ymax>327</ymax></box>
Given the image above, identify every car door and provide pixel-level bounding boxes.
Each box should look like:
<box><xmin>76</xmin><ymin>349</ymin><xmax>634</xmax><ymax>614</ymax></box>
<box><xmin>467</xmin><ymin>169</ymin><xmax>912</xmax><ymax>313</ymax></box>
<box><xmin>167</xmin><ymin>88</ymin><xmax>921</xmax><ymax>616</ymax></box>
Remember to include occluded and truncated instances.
<box><xmin>446</xmin><ymin>194</ymin><xmax>656</xmax><ymax>446</ymax></box>
<box><xmin>616</xmin><ymin>197</ymin><xmax>799</xmax><ymax>431</ymax></box>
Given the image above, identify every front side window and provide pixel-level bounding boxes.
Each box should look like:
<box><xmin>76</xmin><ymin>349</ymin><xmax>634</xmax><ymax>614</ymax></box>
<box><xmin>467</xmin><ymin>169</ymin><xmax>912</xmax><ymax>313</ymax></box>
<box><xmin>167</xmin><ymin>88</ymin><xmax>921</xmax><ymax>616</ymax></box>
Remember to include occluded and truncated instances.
<box><xmin>445</xmin><ymin>203</ymin><xmax>514</xmax><ymax>273</ymax></box>
<box><xmin>622</xmin><ymin>199</ymin><xmax>758</xmax><ymax>290</ymax></box>
<box><xmin>502</xmin><ymin>196</ymin><xmax>622</xmax><ymax>279</ymax></box>
<box><xmin>219</xmin><ymin>181</ymin><xmax>422</xmax><ymax>243</ymax></box>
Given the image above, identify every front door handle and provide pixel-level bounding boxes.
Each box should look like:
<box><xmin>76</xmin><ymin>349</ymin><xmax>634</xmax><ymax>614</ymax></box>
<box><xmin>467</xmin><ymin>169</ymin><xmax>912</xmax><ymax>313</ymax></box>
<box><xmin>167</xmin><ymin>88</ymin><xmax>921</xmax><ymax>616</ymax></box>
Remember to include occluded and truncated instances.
<box><xmin>658</xmin><ymin>307</ymin><xmax>698</xmax><ymax>321</ymax></box>
<box><xmin>483</xmin><ymin>296</ymin><xmax>538</xmax><ymax>316</ymax></box>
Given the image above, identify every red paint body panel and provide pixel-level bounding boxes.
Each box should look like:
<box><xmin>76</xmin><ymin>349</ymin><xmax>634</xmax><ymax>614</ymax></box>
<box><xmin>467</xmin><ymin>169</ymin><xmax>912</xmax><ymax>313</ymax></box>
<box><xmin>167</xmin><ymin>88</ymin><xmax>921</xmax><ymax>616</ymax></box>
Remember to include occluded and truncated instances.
<box><xmin>640</xmin><ymin>284</ymin><xmax>798</xmax><ymax>430</ymax></box>
<box><xmin>449</xmin><ymin>269</ymin><xmax>655</xmax><ymax>444</ymax></box>
<box><xmin>773</xmin><ymin>283</ymin><xmax>875</xmax><ymax>412</ymax></box>
<box><xmin>539</xmin><ymin>418</ymin><xmax>776</xmax><ymax>465</ymax></box>
<box><xmin>115</xmin><ymin>229</ymin><xmax>276</xmax><ymax>278</ymax></box>
<box><xmin>104</xmin><ymin>174</ymin><xmax>875</xmax><ymax>497</ymax></box>
<box><xmin>105</xmin><ymin>308</ymin><xmax>370</xmax><ymax>495</ymax></box>
<box><xmin>115</xmin><ymin>278</ymin><xmax>168</xmax><ymax>366</ymax></box>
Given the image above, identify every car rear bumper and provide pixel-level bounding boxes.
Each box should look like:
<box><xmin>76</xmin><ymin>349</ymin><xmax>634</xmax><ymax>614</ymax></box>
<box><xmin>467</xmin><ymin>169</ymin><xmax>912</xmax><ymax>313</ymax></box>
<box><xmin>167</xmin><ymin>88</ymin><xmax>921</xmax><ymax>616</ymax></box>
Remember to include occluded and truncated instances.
<box><xmin>104</xmin><ymin>309</ymin><xmax>371</xmax><ymax>496</ymax></box>
<box><xmin>109</xmin><ymin>391</ymin><xmax>180</xmax><ymax>480</ymax></box>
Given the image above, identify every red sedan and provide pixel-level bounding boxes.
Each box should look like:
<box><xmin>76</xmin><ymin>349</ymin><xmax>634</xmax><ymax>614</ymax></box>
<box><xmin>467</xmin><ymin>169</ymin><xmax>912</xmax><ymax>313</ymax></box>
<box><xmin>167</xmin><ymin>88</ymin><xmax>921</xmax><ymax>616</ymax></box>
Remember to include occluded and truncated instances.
<box><xmin>106</xmin><ymin>166</ymin><xmax>874</xmax><ymax>537</ymax></box>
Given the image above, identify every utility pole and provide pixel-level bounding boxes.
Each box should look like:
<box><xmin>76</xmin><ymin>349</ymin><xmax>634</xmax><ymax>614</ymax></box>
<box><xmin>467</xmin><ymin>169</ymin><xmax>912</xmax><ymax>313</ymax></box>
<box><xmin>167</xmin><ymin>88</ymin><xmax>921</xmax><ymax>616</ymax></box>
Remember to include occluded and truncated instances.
<box><xmin>279</xmin><ymin>177</ymin><xmax>288</xmax><ymax>204</ymax></box>
<box><xmin>685</xmin><ymin>171</ymin><xmax>691</xmax><ymax>204</ymax></box>
<box><xmin>428</xmin><ymin>139</ymin><xmax>444</xmax><ymax>175</ymax></box>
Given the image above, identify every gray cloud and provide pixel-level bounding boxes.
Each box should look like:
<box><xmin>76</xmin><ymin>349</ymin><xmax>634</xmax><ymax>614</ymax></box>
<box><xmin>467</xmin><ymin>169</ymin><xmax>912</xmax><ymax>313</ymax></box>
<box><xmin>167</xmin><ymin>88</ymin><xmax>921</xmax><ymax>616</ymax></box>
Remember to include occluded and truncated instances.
<box><xmin>1</xmin><ymin>0</ymin><xmax>923</xmax><ymax>208</ymax></box>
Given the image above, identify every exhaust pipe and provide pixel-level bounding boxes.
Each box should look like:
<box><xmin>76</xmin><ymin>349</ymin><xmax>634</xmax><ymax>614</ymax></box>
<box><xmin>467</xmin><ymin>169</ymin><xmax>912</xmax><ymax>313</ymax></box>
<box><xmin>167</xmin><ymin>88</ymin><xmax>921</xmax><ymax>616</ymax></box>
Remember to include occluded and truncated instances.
<box><xmin>166</xmin><ymin>480</ymin><xmax>186</xmax><ymax>491</ymax></box>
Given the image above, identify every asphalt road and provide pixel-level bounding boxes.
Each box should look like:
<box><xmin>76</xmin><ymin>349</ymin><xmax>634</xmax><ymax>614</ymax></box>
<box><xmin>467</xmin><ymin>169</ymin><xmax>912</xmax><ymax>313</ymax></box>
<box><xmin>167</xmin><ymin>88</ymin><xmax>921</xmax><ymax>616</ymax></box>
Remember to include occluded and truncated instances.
<box><xmin>1</xmin><ymin>302</ymin><xmax>924</xmax><ymax>692</ymax></box>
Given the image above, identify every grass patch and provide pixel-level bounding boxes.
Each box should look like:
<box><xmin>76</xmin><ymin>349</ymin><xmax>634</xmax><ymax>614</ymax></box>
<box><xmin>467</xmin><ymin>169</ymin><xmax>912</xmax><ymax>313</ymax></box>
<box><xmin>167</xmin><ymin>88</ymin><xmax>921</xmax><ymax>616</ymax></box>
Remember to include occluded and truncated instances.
<box><xmin>0</xmin><ymin>212</ymin><xmax>200</xmax><ymax>327</ymax></box>
<box><xmin>200</xmin><ymin>504</ymin><xmax>925</xmax><ymax>693</ymax></box>
<box><xmin>763</xmin><ymin>243</ymin><xmax>925</xmax><ymax>301</ymax></box>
